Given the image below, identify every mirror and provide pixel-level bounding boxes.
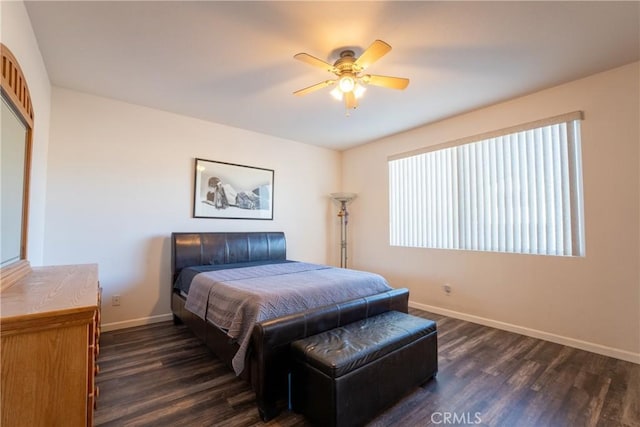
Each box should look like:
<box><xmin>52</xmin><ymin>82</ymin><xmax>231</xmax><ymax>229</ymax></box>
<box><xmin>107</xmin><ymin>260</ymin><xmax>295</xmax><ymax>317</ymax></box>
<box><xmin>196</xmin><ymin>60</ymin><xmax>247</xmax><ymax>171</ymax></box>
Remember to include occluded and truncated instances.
<box><xmin>0</xmin><ymin>43</ymin><xmax>34</xmax><ymax>289</ymax></box>
<box><xmin>1</xmin><ymin>98</ymin><xmax>28</xmax><ymax>266</ymax></box>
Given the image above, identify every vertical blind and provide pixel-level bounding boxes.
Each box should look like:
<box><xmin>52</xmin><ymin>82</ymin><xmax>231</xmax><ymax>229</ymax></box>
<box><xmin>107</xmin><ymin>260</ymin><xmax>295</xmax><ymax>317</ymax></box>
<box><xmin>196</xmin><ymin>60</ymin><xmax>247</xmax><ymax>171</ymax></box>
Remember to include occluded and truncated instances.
<box><xmin>389</xmin><ymin>112</ymin><xmax>585</xmax><ymax>256</ymax></box>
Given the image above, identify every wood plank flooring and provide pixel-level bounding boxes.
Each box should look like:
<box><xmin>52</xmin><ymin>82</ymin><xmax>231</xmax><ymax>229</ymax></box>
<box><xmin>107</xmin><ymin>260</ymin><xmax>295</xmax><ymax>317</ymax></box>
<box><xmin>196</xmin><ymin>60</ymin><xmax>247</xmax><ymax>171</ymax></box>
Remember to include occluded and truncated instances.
<box><xmin>95</xmin><ymin>309</ymin><xmax>639</xmax><ymax>426</ymax></box>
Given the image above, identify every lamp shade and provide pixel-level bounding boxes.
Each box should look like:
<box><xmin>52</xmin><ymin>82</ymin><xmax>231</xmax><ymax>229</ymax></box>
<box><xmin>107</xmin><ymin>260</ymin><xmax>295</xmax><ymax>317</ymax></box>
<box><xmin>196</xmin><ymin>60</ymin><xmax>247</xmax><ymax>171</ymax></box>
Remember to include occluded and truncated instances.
<box><xmin>330</xmin><ymin>192</ymin><xmax>357</xmax><ymax>203</ymax></box>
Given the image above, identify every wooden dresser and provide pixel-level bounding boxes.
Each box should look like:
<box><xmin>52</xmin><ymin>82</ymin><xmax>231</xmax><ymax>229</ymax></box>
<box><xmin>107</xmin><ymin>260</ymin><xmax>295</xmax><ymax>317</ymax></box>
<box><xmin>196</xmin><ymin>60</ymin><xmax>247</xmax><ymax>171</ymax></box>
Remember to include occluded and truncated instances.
<box><xmin>1</xmin><ymin>264</ymin><xmax>100</xmax><ymax>426</ymax></box>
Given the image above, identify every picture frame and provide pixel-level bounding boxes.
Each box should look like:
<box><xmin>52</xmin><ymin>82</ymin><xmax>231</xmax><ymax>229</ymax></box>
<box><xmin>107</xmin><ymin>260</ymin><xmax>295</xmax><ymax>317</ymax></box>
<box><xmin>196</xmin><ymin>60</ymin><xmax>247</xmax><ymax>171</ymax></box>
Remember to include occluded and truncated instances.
<box><xmin>193</xmin><ymin>158</ymin><xmax>274</xmax><ymax>220</ymax></box>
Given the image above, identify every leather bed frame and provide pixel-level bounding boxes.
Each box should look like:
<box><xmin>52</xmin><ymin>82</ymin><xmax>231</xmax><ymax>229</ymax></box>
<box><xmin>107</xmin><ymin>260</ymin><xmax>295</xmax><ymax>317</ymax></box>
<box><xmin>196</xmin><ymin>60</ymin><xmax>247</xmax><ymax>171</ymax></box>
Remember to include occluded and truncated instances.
<box><xmin>170</xmin><ymin>231</ymin><xmax>409</xmax><ymax>420</ymax></box>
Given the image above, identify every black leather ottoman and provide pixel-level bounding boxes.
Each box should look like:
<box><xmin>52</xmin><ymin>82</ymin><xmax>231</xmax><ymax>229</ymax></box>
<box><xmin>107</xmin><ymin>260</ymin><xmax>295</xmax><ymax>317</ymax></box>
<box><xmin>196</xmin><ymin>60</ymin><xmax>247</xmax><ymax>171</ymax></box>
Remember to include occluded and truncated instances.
<box><xmin>290</xmin><ymin>311</ymin><xmax>438</xmax><ymax>427</ymax></box>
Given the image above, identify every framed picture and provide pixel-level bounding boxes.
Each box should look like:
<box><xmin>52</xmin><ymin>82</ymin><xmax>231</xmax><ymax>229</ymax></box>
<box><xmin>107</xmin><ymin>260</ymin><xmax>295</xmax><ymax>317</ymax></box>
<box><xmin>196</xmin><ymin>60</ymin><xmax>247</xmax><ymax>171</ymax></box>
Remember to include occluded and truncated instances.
<box><xmin>193</xmin><ymin>158</ymin><xmax>274</xmax><ymax>220</ymax></box>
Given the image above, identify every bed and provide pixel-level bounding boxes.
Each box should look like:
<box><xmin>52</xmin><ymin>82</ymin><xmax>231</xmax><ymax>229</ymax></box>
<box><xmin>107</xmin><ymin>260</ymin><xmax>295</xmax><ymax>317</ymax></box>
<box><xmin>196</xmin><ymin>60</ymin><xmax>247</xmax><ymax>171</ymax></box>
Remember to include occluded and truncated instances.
<box><xmin>171</xmin><ymin>231</ymin><xmax>409</xmax><ymax>420</ymax></box>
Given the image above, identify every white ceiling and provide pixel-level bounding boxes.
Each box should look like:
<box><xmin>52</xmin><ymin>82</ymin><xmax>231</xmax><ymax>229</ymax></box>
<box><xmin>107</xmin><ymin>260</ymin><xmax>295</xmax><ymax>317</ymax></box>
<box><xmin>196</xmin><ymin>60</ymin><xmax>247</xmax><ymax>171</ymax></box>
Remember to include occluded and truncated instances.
<box><xmin>24</xmin><ymin>1</ymin><xmax>639</xmax><ymax>151</ymax></box>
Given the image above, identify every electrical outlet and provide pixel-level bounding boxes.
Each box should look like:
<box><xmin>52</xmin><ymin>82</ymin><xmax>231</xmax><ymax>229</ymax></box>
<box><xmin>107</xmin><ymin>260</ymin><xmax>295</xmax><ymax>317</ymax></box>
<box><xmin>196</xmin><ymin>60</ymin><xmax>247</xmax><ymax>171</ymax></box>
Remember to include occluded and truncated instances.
<box><xmin>112</xmin><ymin>295</ymin><xmax>121</xmax><ymax>306</ymax></box>
<box><xmin>443</xmin><ymin>284</ymin><xmax>452</xmax><ymax>295</ymax></box>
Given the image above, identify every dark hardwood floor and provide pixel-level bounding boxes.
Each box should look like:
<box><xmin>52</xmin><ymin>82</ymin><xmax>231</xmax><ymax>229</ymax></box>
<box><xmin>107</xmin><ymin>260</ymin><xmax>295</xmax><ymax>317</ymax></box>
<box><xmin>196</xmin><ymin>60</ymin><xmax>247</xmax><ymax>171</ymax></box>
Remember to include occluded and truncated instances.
<box><xmin>95</xmin><ymin>309</ymin><xmax>639</xmax><ymax>426</ymax></box>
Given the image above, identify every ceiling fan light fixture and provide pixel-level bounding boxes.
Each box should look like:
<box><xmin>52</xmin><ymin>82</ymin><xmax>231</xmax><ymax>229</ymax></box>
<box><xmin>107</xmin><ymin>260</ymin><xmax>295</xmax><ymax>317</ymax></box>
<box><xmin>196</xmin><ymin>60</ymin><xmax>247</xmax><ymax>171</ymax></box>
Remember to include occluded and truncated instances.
<box><xmin>338</xmin><ymin>75</ymin><xmax>356</xmax><ymax>93</ymax></box>
<box><xmin>332</xmin><ymin>83</ymin><xmax>365</xmax><ymax>101</ymax></box>
<box><xmin>330</xmin><ymin>87</ymin><xmax>343</xmax><ymax>101</ymax></box>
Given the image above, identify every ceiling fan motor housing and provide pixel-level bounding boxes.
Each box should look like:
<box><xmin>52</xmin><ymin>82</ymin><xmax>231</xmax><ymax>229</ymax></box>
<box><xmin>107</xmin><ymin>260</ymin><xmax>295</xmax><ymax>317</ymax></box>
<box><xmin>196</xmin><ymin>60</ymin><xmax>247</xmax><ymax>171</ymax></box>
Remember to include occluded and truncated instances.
<box><xmin>335</xmin><ymin>50</ymin><xmax>358</xmax><ymax>75</ymax></box>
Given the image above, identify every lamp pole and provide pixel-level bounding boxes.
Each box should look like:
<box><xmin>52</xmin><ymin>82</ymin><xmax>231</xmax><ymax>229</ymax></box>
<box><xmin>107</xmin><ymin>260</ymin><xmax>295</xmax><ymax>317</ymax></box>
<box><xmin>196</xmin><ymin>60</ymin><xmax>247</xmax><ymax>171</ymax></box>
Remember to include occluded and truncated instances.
<box><xmin>330</xmin><ymin>193</ymin><xmax>357</xmax><ymax>268</ymax></box>
<box><xmin>338</xmin><ymin>200</ymin><xmax>349</xmax><ymax>268</ymax></box>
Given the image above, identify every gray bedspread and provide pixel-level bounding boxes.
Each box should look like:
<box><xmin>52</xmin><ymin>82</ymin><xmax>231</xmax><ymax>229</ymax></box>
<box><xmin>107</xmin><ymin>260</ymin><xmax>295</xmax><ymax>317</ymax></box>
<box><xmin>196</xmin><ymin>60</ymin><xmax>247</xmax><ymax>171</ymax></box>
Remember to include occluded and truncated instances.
<box><xmin>184</xmin><ymin>262</ymin><xmax>393</xmax><ymax>375</ymax></box>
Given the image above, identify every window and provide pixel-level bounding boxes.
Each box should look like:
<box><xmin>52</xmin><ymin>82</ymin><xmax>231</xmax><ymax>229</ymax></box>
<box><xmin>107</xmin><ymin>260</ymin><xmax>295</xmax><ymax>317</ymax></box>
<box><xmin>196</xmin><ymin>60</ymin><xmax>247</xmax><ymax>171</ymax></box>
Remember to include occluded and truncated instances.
<box><xmin>389</xmin><ymin>112</ymin><xmax>585</xmax><ymax>256</ymax></box>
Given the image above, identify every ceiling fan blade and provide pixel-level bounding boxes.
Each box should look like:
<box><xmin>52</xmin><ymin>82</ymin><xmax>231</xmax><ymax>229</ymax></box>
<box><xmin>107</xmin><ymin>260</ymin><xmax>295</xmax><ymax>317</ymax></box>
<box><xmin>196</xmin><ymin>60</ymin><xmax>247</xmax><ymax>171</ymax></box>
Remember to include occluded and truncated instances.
<box><xmin>294</xmin><ymin>53</ymin><xmax>336</xmax><ymax>73</ymax></box>
<box><xmin>345</xmin><ymin>91</ymin><xmax>358</xmax><ymax>109</ymax></box>
<box><xmin>353</xmin><ymin>40</ymin><xmax>392</xmax><ymax>71</ymax></box>
<box><xmin>362</xmin><ymin>74</ymin><xmax>410</xmax><ymax>90</ymax></box>
<box><xmin>293</xmin><ymin>80</ymin><xmax>335</xmax><ymax>96</ymax></box>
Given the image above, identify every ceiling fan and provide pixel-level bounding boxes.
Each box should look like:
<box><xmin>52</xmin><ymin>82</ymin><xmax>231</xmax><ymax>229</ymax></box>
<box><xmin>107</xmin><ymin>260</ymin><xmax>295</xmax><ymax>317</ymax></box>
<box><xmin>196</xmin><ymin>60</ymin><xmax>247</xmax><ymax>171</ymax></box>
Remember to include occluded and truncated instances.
<box><xmin>293</xmin><ymin>39</ymin><xmax>409</xmax><ymax>111</ymax></box>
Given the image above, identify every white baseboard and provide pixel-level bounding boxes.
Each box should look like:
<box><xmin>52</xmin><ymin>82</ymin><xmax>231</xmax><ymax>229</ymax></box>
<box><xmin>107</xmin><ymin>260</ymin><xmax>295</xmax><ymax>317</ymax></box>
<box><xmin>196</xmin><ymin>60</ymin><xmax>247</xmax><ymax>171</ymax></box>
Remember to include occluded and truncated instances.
<box><xmin>409</xmin><ymin>301</ymin><xmax>640</xmax><ymax>365</ymax></box>
<box><xmin>101</xmin><ymin>313</ymin><xmax>174</xmax><ymax>332</ymax></box>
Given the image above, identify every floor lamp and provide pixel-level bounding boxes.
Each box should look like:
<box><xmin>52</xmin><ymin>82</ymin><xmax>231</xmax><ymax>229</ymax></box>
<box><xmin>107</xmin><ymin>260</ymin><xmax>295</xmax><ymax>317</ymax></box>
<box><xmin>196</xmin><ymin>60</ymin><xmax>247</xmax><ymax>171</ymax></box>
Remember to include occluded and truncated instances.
<box><xmin>330</xmin><ymin>193</ymin><xmax>357</xmax><ymax>268</ymax></box>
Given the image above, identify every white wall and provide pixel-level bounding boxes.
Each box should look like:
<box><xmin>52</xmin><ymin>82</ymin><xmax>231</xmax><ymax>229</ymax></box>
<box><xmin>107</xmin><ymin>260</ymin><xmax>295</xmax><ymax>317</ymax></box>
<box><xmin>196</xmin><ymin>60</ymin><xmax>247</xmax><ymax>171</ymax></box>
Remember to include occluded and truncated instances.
<box><xmin>45</xmin><ymin>88</ymin><xmax>341</xmax><ymax>328</ymax></box>
<box><xmin>343</xmin><ymin>62</ymin><xmax>640</xmax><ymax>363</ymax></box>
<box><xmin>1</xmin><ymin>1</ymin><xmax>51</xmax><ymax>265</ymax></box>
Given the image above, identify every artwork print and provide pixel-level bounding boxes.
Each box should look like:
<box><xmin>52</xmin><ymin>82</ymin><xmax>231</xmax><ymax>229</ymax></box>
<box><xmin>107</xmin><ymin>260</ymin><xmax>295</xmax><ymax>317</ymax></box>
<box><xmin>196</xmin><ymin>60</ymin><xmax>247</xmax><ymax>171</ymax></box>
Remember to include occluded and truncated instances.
<box><xmin>193</xmin><ymin>158</ymin><xmax>274</xmax><ymax>220</ymax></box>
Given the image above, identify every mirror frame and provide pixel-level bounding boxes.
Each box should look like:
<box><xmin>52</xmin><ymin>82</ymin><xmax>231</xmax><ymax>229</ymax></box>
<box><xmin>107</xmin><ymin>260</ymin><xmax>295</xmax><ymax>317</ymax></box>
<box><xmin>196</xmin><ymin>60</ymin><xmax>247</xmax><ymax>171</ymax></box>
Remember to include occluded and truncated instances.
<box><xmin>1</xmin><ymin>43</ymin><xmax>34</xmax><ymax>290</ymax></box>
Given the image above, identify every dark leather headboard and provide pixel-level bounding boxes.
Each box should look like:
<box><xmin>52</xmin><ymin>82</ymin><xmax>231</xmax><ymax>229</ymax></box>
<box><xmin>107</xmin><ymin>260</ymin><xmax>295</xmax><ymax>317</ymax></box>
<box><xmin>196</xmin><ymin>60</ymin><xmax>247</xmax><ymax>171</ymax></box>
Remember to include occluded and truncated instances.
<box><xmin>171</xmin><ymin>232</ymin><xmax>286</xmax><ymax>283</ymax></box>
